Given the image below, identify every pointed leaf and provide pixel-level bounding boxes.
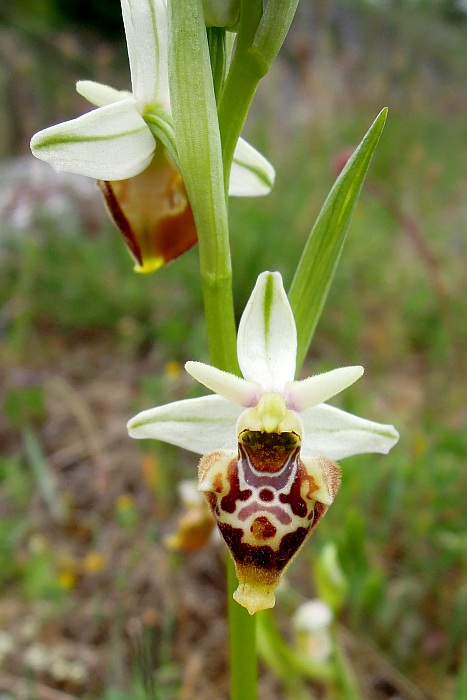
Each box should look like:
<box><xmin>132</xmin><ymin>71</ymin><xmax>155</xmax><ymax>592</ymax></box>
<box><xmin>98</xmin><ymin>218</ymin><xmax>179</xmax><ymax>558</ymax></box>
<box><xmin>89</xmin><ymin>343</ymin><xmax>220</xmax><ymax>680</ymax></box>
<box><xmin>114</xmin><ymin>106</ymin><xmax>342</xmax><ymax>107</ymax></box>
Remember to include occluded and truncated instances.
<box><xmin>30</xmin><ymin>100</ymin><xmax>155</xmax><ymax>180</ymax></box>
<box><xmin>229</xmin><ymin>137</ymin><xmax>275</xmax><ymax>197</ymax></box>
<box><xmin>288</xmin><ymin>108</ymin><xmax>388</xmax><ymax>369</ymax></box>
<box><xmin>237</xmin><ymin>271</ymin><xmax>297</xmax><ymax>389</ymax></box>
<box><xmin>127</xmin><ymin>394</ymin><xmax>241</xmax><ymax>454</ymax></box>
<box><xmin>300</xmin><ymin>402</ymin><xmax>399</xmax><ymax>461</ymax></box>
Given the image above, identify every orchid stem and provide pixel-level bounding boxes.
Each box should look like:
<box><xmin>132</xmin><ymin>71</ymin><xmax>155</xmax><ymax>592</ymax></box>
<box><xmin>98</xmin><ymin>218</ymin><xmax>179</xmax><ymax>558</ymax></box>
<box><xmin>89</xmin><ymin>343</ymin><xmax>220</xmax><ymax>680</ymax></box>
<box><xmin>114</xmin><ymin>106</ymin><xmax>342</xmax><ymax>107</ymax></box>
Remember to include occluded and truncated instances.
<box><xmin>228</xmin><ymin>558</ymin><xmax>257</xmax><ymax>700</ymax></box>
<box><xmin>168</xmin><ymin>2</ymin><xmax>255</xmax><ymax>697</ymax></box>
<box><xmin>218</xmin><ymin>0</ymin><xmax>264</xmax><ymax>187</ymax></box>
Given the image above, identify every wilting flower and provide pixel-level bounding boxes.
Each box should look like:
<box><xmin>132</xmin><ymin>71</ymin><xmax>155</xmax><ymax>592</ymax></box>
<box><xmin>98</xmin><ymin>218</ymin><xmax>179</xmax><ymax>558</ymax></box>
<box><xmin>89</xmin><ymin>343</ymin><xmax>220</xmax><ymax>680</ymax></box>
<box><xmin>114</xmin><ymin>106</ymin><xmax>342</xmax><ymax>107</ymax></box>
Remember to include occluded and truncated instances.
<box><xmin>30</xmin><ymin>0</ymin><xmax>274</xmax><ymax>273</ymax></box>
<box><xmin>128</xmin><ymin>272</ymin><xmax>399</xmax><ymax>613</ymax></box>
<box><xmin>165</xmin><ymin>479</ymin><xmax>215</xmax><ymax>551</ymax></box>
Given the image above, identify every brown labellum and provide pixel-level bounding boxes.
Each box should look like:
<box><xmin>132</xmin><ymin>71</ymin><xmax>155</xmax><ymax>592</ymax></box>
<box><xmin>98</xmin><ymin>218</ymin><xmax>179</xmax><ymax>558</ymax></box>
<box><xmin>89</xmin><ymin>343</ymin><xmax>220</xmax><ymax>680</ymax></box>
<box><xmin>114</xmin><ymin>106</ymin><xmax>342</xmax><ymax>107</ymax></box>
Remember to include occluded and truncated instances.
<box><xmin>198</xmin><ymin>432</ymin><xmax>341</xmax><ymax>614</ymax></box>
<box><xmin>98</xmin><ymin>152</ymin><xmax>197</xmax><ymax>273</ymax></box>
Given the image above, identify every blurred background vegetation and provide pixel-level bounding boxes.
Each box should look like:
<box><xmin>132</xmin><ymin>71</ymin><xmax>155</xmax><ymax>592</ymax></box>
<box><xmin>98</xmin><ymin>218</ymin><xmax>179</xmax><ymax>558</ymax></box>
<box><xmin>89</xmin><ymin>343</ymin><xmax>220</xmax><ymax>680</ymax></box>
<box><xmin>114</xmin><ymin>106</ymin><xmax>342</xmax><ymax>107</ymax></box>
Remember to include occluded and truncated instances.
<box><xmin>0</xmin><ymin>0</ymin><xmax>466</xmax><ymax>698</ymax></box>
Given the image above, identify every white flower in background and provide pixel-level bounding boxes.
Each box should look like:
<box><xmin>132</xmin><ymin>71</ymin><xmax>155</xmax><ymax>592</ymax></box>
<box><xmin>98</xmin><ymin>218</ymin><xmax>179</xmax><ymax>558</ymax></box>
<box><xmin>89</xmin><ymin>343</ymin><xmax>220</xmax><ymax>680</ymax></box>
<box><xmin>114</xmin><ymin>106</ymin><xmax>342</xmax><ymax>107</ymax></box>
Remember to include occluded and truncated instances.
<box><xmin>293</xmin><ymin>599</ymin><xmax>334</xmax><ymax>663</ymax></box>
<box><xmin>30</xmin><ymin>0</ymin><xmax>274</xmax><ymax>272</ymax></box>
<box><xmin>129</xmin><ymin>271</ymin><xmax>399</xmax><ymax>614</ymax></box>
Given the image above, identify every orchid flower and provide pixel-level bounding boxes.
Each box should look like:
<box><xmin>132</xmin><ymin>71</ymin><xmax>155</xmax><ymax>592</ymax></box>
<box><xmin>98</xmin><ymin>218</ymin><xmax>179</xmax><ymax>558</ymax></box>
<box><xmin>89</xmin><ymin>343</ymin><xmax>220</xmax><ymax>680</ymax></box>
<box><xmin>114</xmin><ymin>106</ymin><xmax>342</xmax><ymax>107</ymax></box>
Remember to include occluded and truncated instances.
<box><xmin>128</xmin><ymin>271</ymin><xmax>399</xmax><ymax>614</ymax></box>
<box><xmin>30</xmin><ymin>0</ymin><xmax>274</xmax><ymax>273</ymax></box>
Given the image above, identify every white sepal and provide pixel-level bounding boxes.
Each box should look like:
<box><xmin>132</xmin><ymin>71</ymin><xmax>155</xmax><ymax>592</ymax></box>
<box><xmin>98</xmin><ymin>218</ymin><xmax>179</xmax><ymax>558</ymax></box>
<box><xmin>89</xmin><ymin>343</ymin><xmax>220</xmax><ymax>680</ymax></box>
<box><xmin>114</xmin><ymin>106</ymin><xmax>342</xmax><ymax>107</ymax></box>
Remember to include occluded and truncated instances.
<box><xmin>30</xmin><ymin>100</ymin><xmax>155</xmax><ymax>180</ymax></box>
<box><xmin>127</xmin><ymin>394</ymin><xmax>242</xmax><ymax>455</ymax></box>
<box><xmin>122</xmin><ymin>0</ymin><xmax>170</xmax><ymax>109</ymax></box>
<box><xmin>237</xmin><ymin>271</ymin><xmax>297</xmax><ymax>390</ymax></box>
<box><xmin>229</xmin><ymin>138</ymin><xmax>275</xmax><ymax>197</ymax></box>
<box><xmin>300</xmin><ymin>403</ymin><xmax>400</xmax><ymax>461</ymax></box>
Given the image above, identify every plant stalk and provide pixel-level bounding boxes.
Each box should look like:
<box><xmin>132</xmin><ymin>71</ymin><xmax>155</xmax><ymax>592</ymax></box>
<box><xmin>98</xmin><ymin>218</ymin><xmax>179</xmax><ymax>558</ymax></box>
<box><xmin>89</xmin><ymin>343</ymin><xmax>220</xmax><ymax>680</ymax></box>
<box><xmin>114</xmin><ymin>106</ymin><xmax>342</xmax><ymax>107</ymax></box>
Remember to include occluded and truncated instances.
<box><xmin>168</xmin><ymin>2</ymin><xmax>256</xmax><ymax>697</ymax></box>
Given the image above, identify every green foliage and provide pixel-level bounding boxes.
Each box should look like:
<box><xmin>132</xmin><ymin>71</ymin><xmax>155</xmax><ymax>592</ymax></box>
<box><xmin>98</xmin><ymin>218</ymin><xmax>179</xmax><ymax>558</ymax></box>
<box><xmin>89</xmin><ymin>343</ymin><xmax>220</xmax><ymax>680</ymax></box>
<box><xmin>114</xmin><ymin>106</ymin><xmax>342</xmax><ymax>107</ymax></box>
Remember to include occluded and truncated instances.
<box><xmin>313</xmin><ymin>543</ymin><xmax>348</xmax><ymax>614</ymax></box>
<box><xmin>4</xmin><ymin>385</ymin><xmax>46</xmax><ymax>429</ymax></box>
<box><xmin>289</xmin><ymin>108</ymin><xmax>388</xmax><ymax>369</ymax></box>
<box><xmin>98</xmin><ymin>683</ymin><xmax>147</xmax><ymax>700</ymax></box>
<box><xmin>0</xmin><ymin>457</ymin><xmax>31</xmax><ymax>586</ymax></box>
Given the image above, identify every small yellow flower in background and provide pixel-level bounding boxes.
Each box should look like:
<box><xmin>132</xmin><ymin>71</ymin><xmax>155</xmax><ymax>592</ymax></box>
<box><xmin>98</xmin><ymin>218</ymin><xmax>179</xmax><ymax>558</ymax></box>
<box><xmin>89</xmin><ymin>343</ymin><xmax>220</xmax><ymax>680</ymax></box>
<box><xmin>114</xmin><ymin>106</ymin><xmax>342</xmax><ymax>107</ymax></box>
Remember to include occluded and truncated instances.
<box><xmin>82</xmin><ymin>552</ymin><xmax>106</xmax><ymax>574</ymax></box>
<box><xmin>58</xmin><ymin>570</ymin><xmax>77</xmax><ymax>590</ymax></box>
<box><xmin>164</xmin><ymin>360</ymin><xmax>183</xmax><ymax>381</ymax></box>
<box><xmin>117</xmin><ymin>494</ymin><xmax>134</xmax><ymax>512</ymax></box>
<box><xmin>116</xmin><ymin>493</ymin><xmax>140</xmax><ymax>529</ymax></box>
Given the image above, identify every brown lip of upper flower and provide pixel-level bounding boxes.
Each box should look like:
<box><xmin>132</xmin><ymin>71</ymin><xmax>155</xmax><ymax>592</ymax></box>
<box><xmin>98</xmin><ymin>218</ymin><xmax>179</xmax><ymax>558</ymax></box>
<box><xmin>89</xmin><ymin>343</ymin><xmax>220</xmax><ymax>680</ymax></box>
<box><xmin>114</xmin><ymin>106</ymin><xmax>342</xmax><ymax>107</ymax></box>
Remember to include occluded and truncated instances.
<box><xmin>98</xmin><ymin>152</ymin><xmax>197</xmax><ymax>273</ymax></box>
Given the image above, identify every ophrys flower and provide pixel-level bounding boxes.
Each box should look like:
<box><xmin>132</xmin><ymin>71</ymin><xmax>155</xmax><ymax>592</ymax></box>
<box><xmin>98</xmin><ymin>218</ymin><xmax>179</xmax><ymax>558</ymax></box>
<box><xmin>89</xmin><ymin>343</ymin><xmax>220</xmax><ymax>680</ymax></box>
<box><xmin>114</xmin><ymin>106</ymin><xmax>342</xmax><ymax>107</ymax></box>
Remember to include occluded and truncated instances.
<box><xmin>30</xmin><ymin>0</ymin><xmax>274</xmax><ymax>272</ymax></box>
<box><xmin>128</xmin><ymin>272</ymin><xmax>399</xmax><ymax>612</ymax></box>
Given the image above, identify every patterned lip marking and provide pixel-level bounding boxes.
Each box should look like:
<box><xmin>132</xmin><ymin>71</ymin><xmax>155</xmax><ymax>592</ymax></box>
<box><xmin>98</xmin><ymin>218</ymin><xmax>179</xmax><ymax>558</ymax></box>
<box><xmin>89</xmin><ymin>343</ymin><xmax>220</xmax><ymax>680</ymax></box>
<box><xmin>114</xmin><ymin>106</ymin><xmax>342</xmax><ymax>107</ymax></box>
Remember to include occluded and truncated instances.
<box><xmin>219</xmin><ymin>521</ymin><xmax>309</xmax><ymax>575</ymax></box>
<box><xmin>237</xmin><ymin>501</ymin><xmax>292</xmax><ymax>525</ymax></box>
<box><xmin>198</xmin><ymin>440</ymin><xmax>341</xmax><ymax>613</ymax></box>
<box><xmin>220</xmin><ymin>460</ymin><xmax>252</xmax><ymax>514</ymax></box>
<box><xmin>239</xmin><ymin>442</ymin><xmax>300</xmax><ymax>490</ymax></box>
<box><xmin>240</xmin><ymin>430</ymin><xmax>300</xmax><ymax>473</ymax></box>
<box><xmin>250</xmin><ymin>516</ymin><xmax>277</xmax><ymax>540</ymax></box>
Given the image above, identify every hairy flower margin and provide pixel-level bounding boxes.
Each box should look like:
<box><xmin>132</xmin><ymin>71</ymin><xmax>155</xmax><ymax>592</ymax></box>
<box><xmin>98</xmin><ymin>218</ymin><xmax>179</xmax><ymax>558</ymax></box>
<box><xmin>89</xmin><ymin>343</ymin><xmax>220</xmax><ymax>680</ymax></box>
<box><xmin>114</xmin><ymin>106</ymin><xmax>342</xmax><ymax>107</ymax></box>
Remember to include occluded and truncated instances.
<box><xmin>30</xmin><ymin>0</ymin><xmax>274</xmax><ymax>273</ymax></box>
<box><xmin>128</xmin><ymin>271</ymin><xmax>399</xmax><ymax>614</ymax></box>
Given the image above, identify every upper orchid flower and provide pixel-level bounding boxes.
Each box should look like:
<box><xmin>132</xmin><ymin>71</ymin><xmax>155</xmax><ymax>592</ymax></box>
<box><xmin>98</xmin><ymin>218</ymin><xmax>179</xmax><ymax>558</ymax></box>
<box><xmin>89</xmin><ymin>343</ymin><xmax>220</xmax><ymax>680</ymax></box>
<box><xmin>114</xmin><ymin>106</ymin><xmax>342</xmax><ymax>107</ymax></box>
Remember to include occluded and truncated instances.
<box><xmin>30</xmin><ymin>0</ymin><xmax>274</xmax><ymax>273</ymax></box>
<box><xmin>128</xmin><ymin>272</ymin><xmax>399</xmax><ymax>614</ymax></box>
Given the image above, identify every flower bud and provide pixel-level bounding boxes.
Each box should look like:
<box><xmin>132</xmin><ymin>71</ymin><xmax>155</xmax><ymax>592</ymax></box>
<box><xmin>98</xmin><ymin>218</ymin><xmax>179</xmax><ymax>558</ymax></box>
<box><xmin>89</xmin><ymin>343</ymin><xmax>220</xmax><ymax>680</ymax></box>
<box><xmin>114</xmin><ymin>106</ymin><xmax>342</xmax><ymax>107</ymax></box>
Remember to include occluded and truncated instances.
<box><xmin>203</xmin><ymin>0</ymin><xmax>240</xmax><ymax>28</ymax></box>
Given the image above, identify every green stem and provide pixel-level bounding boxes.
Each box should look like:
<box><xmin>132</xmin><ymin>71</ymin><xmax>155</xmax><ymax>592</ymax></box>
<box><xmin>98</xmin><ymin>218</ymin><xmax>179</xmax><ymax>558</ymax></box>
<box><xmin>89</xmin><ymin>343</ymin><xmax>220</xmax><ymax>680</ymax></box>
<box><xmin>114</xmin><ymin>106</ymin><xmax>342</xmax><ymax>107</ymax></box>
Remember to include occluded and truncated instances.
<box><xmin>252</xmin><ymin>0</ymin><xmax>300</xmax><ymax>67</ymax></box>
<box><xmin>217</xmin><ymin>0</ymin><xmax>300</xmax><ymax>191</ymax></box>
<box><xmin>217</xmin><ymin>0</ymin><xmax>265</xmax><ymax>187</ymax></box>
<box><xmin>228</xmin><ymin>558</ymin><xmax>257</xmax><ymax>700</ymax></box>
<box><xmin>207</xmin><ymin>27</ymin><xmax>227</xmax><ymax>102</ymax></box>
<box><xmin>168</xmin><ymin>0</ymin><xmax>238</xmax><ymax>374</ymax></box>
<box><xmin>168</xmin><ymin>2</ymin><xmax>255</xmax><ymax>697</ymax></box>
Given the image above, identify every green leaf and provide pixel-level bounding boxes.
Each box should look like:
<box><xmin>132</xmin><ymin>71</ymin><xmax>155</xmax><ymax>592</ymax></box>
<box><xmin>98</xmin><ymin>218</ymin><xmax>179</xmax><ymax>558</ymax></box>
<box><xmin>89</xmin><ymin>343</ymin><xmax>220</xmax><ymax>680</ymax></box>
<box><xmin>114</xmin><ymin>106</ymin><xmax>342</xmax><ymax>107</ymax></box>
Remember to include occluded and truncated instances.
<box><xmin>288</xmin><ymin>108</ymin><xmax>388</xmax><ymax>370</ymax></box>
<box><xmin>257</xmin><ymin>609</ymin><xmax>335</xmax><ymax>685</ymax></box>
